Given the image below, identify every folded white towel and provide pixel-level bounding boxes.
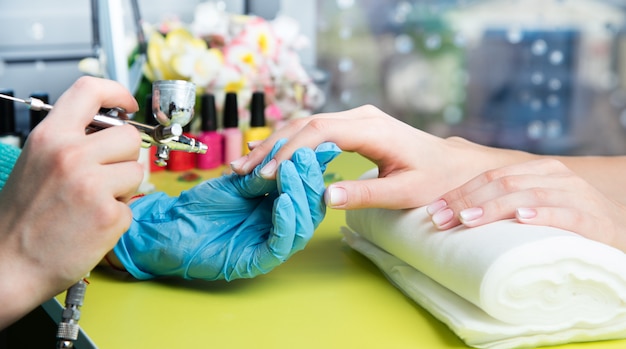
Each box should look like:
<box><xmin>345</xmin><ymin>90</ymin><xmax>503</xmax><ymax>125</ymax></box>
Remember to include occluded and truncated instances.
<box><xmin>344</xmin><ymin>205</ymin><xmax>626</xmax><ymax>348</ymax></box>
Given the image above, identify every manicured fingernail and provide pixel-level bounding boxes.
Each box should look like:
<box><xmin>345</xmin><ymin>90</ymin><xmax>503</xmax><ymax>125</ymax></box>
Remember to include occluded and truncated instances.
<box><xmin>259</xmin><ymin>159</ymin><xmax>278</xmax><ymax>178</ymax></box>
<box><xmin>230</xmin><ymin>156</ymin><xmax>247</xmax><ymax>171</ymax></box>
<box><xmin>431</xmin><ymin>208</ymin><xmax>454</xmax><ymax>228</ymax></box>
<box><xmin>247</xmin><ymin>140</ymin><xmax>262</xmax><ymax>150</ymax></box>
<box><xmin>426</xmin><ymin>199</ymin><xmax>447</xmax><ymax>215</ymax></box>
<box><xmin>459</xmin><ymin>207</ymin><xmax>483</xmax><ymax>224</ymax></box>
<box><xmin>516</xmin><ymin>208</ymin><xmax>537</xmax><ymax>219</ymax></box>
<box><xmin>325</xmin><ymin>186</ymin><xmax>347</xmax><ymax>207</ymax></box>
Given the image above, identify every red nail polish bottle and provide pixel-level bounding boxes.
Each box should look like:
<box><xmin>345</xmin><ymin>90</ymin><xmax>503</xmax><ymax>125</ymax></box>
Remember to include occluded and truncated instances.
<box><xmin>167</xmin><ymin>123</ymin><xmax>197</xmax><ymax>172</ymax></box>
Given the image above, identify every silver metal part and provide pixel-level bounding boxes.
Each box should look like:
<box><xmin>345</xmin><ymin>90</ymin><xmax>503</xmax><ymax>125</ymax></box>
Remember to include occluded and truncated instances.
<box><xmin>0</xmin><ymin>93</ymin><xmax>53</xmax><ymax>112</ymax></box>
<box><xmin>152</xmin><ymin>80</ymin><xmax>196</xmax><ymax>127</ymax></box>
<box><xmin>56</xmin><ymin>278</ymin><xmax>88</xmax><ymax>349</ymax></box>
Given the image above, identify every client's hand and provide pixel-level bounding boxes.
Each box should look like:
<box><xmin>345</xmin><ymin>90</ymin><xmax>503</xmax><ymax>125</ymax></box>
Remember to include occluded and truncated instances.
<box><xmin>426</xmin><ymin>159</ymin><xmax>626</xmax><ymax>252</ymax></box>
<box><xmin>231</xmin><ymin>105</ymin><xmax>521</xmax><ymax>210</ymax></box>
<box><xmin>114</xmin><ymin>141</ymin><xmax>341</xmax><ymax>281</ymax></box>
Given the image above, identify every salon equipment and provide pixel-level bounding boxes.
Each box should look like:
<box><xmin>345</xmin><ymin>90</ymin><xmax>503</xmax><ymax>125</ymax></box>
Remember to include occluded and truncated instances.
<box><xmin>56</xmin><ymin>277</ymin><xmax>88</xmax><ymax>349</ymax></box>
<box><xmin>0</xmin><ymin>80</ymin><xmax>207</xmax><ymax>167</ymax></box>
<box><xmin>114</xmin><ymin>141</ymin><xmax>341</xmax><ymax>281</ymax></box>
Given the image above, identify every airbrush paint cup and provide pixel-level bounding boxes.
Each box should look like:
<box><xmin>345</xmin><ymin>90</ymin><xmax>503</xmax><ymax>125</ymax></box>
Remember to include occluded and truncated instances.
<box><xmin>152</xmin><ymin>80</ymin><xmax>196</xmax><ymax>127</ymax></box>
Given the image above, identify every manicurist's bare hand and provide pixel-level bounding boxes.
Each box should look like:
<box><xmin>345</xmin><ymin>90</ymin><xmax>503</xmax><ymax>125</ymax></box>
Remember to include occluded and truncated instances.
<box><xmin>0</xmin><ymin>77</ymin><xmax>143</xmax><ymax>328</ymax></box>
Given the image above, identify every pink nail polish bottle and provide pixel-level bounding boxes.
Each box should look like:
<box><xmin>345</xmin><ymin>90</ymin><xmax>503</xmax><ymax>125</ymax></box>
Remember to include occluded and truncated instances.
<box><xmin>222</xmin><ymin>92</ymin><xmax>242</xmax><ymax>165</ymax></box>
<box><xmin>196</xmin><ymin>93</ymin><xmax>223</xmax><ymax>169</ymax></box>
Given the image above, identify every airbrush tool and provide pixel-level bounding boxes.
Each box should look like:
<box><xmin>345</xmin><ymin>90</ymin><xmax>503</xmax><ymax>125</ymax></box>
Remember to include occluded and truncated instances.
<box><xmin>0</xmin><ymin>80</ymin><xmax>208</xmax><ymax>167</ymax></box>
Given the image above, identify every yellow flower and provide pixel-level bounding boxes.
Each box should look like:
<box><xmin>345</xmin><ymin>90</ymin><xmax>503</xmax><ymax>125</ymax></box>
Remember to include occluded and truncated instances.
<box><xmin>237</xmin><ymin>17</ymin><xmax>278</xmax><ymax>58</ymax></box>
<box><xmin>144</xmin><ymin>27</ymin><xmax>217</xmax><ymax>82</ymax></box>
<box><xmin>225</xmin><ymin>44</ymin><xmax>262</xmax><ymax>75</ymax></box>
<box><xmin>144</xmin><ymin>31</ymin><xmax>184</xmax><ymax>81</ymax></box>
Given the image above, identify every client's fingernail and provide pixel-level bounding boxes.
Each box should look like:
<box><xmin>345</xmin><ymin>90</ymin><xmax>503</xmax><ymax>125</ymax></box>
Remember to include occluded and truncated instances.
<box><xmin>459</xmin><ymin>207</ymin><xmax>483</xmax><ymax>224</ymax></box>
<box><xmin>230</xmin><ymin>156</ymin><xmax>248</xmax><ymax>172</ymax></box>
<box><xmin>431</xmin><ymin>208</ymin><xmax>454</xmax><ymax>228</ymax></box>
<box><xmin>259</xmin><ymin>159</ymin><xmax>278</xmax><ymax>178</ymax></box>
<box><xmin>247</xmin><ymin>140</ymin><xmax>262</xmax><ymax>150</ymax></box>
<box><xmin>325</xmin><ymin>186</ymin><xmax>347</xmax><ymax>207</ymax></box>
<box><xmin>516</xmin><ymin>208</ymin><xmax>537</xmax><ymax>219</ymax></box>
<box><xmin>426</xmin><ymin>199</ymin><xmax>447</xmax><ymax>215</ymax></box>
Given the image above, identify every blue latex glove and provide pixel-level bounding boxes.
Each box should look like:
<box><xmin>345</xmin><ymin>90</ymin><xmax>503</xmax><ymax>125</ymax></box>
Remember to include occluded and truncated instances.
<box><xmin>114</xmin><ymin>140</ymin><xmax>341</xmax><ymax>281</ymax></box>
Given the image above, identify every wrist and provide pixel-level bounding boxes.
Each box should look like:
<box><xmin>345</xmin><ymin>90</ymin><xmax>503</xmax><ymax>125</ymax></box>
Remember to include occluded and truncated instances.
<box><xmin>0</xmin><ymin>250</ymin><xmax>58</xmax><ymax>329</ymax></box>
<box><xmin>449</xmin><ymin>137</ymin><xmax>535</xmax><ymax>174</ymax></box>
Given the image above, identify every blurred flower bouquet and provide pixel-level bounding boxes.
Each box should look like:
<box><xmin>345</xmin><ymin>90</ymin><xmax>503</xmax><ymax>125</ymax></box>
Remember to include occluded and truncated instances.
<box><xmin>78</xmin><ymin>2</ymin><xmax>324</xmax><ymax>126</ymax></box>
<box><xmin>141</xmin><ymin>2</ymin><xmax>324</xmax><ymax>126</ymax></box>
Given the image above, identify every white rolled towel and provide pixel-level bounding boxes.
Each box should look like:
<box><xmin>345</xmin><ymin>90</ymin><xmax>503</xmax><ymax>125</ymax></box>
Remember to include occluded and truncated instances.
<box><xmin>344</xmin><ymin>203</ymin><xmax>626</xmax><ymax>348</ymax></box>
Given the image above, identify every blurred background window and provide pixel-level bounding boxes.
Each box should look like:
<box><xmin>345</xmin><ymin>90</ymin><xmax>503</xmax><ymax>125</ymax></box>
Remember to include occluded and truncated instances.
<box><xmin>2</xmin><ymin>0</ymin><xmax>626</xmax><ymax>155</ymax></box>
<box><xmin>316</xmin><ymin>0</ymin><xmax>626</xmax><ymax>155</ymax></box>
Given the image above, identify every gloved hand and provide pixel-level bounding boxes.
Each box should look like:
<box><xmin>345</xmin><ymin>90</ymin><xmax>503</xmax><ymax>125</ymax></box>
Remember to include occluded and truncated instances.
<box><xmin>114</xmin><ymin>140</ymin><xmax>341</xmax><ymax>281</ymax></box>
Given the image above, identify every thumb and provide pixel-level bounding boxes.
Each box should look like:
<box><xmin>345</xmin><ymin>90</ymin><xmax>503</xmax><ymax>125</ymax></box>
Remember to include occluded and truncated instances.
<box><xmin>45</xmin><ymin>77</ymin><xmax>138</xmax><ymax>133</ymax></box>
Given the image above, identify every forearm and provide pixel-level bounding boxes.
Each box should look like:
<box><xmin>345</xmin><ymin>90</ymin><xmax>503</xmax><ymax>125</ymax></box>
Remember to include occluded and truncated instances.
<box><xmin>459</xmin><ymin>138</ymin><xmax>626</xmax><ymax>203</ymax></box>
<box><xmin>446</xmin><ymin>136</ymin><xmax>538</xmax><ymax>183</ymax></box>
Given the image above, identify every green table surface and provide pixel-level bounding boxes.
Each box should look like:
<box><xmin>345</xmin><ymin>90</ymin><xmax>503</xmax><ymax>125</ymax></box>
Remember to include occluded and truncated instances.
<box><xmin>58</xmin><ymin>152</ymin><xmax>626</xmax><ymax>348</ymax></box>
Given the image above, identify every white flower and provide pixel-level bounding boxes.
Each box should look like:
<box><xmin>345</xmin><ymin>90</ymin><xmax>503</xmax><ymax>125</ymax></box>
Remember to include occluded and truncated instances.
<box><xmin>191</xmin><ymin>1</ymin><xmax>230</xmax><ymax>39</ymax></box>
<box><xmin>78</xmin><ymin>57</ymin><xmax>105</xmax><ymax>77</ymax></box>
<box><xmin>271</xmin><ymin>16</ymin><xmax>309</xmax><ymax>51</ymax></box>
<box><xmin>172</xmin><ymin>46</ymin><xmax>223</xmax><ymax>86</ymax></box>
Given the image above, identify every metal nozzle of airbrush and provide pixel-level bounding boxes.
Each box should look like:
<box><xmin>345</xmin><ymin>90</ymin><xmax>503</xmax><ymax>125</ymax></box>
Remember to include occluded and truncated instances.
<box><xmin>0</xmin><ymin>93</ymin><xmax>53</xmax><ymax>112</ymax></box>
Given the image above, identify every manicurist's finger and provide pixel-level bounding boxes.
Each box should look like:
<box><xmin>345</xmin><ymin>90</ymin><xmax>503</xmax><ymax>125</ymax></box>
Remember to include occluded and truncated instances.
<box><xmin>277</xmin><ymin>159</ymin><xmax>314</xmax><ymax>254</ymax></box>
<box><xmin>44</xmin><ymin>77</ymin><xmax>138</xmax><ymax>133</ymax></box>
<box><xmin>82</xmin><ymin>125</ymin><xmax>142</xmax><ymax>164</ymax></box>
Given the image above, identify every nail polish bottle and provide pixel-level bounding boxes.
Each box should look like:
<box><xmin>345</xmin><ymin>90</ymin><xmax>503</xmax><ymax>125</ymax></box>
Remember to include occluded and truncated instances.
<box><xmin>167</xmin><ymin>123</ymin><xmax>197</xmax><ymax>172</ymax></box>
<box><xmin>196</xmin><ymin>93</ymin><xmax>223</xmax><ymax>169</ymax></box>
<box><xmin>222</xmin><ymin>92</ymin><xmax>243</xmax><ymax>164</ymax></box>
<box><xmin>242</xmin><ymin>91</ymin><xmax>272</xmax><ymax>154</ymax></box>
<box><xmin>29</xmin><ymin>92</ymin><xmax>49</xmax><ymax>133</ymax></box>
<box><xmin>144</xmin><ymin>94</ymin><xmax>165</xmax><ymax>173</ymax></box>
<box><xmin>0</xmin><ymin>89</ymin><xmax>22</xmax><ymax>148</ymax></box>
